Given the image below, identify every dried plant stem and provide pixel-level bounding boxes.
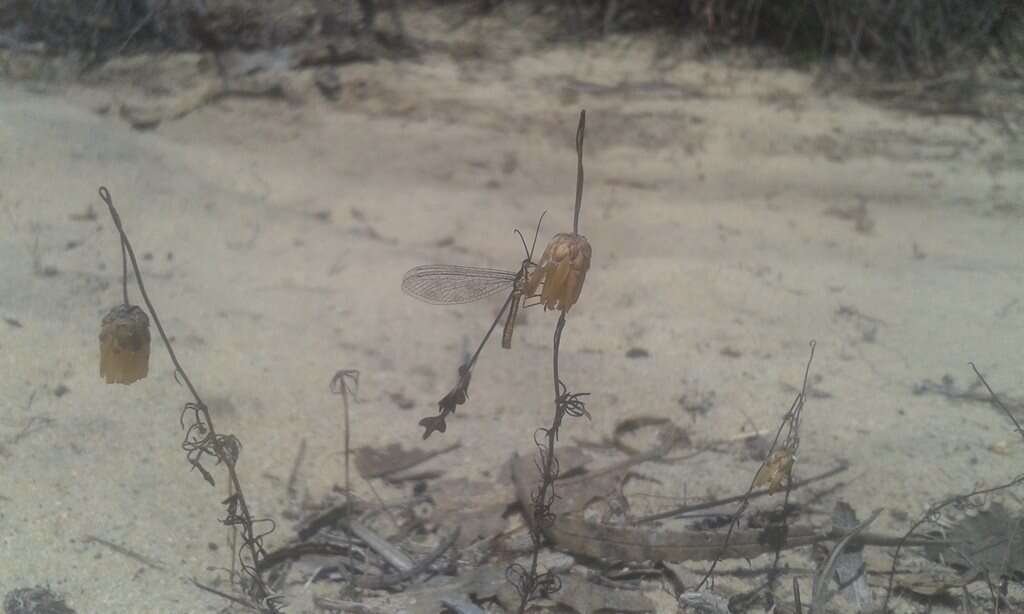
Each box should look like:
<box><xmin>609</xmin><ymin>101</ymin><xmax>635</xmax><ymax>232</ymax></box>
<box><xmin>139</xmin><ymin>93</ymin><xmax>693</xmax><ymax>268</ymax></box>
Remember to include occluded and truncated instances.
<box><xmin>764</xmin><ymin>342</ymin><xmax>814</xmax><ymax>601</ymax></box>
<box><xmin>119</xmin><ymin>235</ymin><xmax>129</xmax><ymax>305</ymax></box>
<box><xmin>512</xmin><ymin>110</ymin><xmax>591</xmax><ymax>612</ymax></box>
<box><xmin>344</xmin><ymin>388</ymin><xmax>353</xmax><ymax>584</ymax></box>
<box><xmin>330</xmin><ymin>370</ymin><xmax>360</xmax><ymax>586</ymax></box>
<box><xmin>696</xmin><ymin>340</ymin><xmax>815</xmax><ymax>593</ymax></box>
<box><xmin>552</xmin><ymin>313</ymin><xmax>567</xmax><ymax>422</ymax></box>
<box><xmin>100</xmin><ymin>188</ymin><xmax>198</xmax><ymax>402</ymax></box>
<box><xmin>636</xmin><ymin>461</ymin><xmax>848</xmax><ymax>524</ymax></box>
<box><xmin>98</xmin><ymin>187</ymin><xmax>276</xmax><ymax>610</ymax></box>
<box><xmin>515</xmin><ymin>314</ymin><xmax>569</xmax><ymax>614</ymax></box>
<box><xmin>228</xmin><ymin>478</ymin><xmax>239</xmax><ymax>583</ymax></box>
<box><xmin>970</xmin><ymin>362</ymin><xmax>1024</xmax><ymax>441</ymax></box>
<box><xmin>572</xmin><ymin>110</ymin><xmax>586</xmax><ymax>235</ymax></box>
<box><xmin>503</xmin><ymin>111</ymin><xmax>593</xmax><ymax>614</ymax></box>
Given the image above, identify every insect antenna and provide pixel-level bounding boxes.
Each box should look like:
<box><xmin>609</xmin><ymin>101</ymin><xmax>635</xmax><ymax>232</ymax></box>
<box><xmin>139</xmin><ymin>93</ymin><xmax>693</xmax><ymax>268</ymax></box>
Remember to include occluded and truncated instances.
<box><xmin>529</xmin><ymin>210</ymin><xmax>547</xmax><ymax>260</ymax></box>
<box><xmin>513</xmin><ymin>211</ymin><xmax>547</xmax><ymax>263</ymax></box>
<box><xmin>514</xmin><ymin>228</ymin><xmax>530</xmax><ymax>261</ymax></box>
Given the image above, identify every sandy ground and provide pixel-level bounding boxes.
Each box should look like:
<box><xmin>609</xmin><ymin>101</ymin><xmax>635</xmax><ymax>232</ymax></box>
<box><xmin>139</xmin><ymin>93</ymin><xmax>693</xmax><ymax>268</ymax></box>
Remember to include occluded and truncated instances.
<box><xmin>1</xmin><ymin>26</ymin><xmax>1023</xmax><ymax>614</ymax></box>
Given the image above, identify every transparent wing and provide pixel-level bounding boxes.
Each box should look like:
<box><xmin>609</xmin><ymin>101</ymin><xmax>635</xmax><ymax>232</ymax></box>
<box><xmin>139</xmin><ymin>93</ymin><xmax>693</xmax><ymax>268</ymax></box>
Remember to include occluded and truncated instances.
<box><xmin>402</xmin><ymin>264</ymin><xmax>518</xmax><ymax>305</ymax></box>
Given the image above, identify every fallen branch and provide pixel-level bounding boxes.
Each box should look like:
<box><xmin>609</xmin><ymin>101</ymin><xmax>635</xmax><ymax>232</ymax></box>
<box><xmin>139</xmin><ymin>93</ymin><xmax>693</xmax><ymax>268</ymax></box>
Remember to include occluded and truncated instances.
<box><xmin>511</xmin><ymin>459</ymin><xmax>947</xmax><ymax>563</ymax></box>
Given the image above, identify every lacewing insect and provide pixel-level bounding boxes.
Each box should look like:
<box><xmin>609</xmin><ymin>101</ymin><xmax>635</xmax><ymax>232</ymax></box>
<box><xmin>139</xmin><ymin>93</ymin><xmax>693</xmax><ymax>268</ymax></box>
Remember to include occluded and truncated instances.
<box><xmin>402</xmin><ymin>264</ymin><xmax>527</xmax><ymax>349</ymax></box>
<box><xmin>402</xmin><ymin>215</ymin><xmax>545</xmax><ymax>352</ymax></box>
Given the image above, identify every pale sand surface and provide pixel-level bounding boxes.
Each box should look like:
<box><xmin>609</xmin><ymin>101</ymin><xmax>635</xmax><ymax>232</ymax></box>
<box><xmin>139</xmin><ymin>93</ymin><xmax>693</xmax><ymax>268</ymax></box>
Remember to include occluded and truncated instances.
<box><xmin>1</xmin><ymin>32</ymin><xmax>1022</xmax><ymax>613</ymax></box>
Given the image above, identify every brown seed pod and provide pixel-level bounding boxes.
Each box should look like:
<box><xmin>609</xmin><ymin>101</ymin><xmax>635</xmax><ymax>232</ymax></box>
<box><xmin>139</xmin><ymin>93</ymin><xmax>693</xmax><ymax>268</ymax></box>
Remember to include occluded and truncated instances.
<box><xmin>525</xmin><ymin>232</ymin><xmax>592</xmax><ymax>313</ymax></box>
<box><xmin>99</xmin><ymin>304</ymin><xmax>151</xmax><ymax>385</ymax></box>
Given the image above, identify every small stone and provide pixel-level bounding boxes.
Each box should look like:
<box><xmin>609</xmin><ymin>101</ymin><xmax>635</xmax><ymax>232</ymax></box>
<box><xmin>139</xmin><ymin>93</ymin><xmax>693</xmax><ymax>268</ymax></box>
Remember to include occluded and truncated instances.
<box><xmin>3</xmin><ymin>586</ymin><xmax>77</xmax><ymax>614</ymax></box>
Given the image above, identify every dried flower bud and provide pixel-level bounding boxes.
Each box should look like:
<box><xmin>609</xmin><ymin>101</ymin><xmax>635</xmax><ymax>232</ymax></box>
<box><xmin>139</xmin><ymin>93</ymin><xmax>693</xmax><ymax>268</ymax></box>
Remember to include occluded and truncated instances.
<box><xmin>525</xmin><ymin>232</ymin><xmax>592</xmax><ymax>312</ymax></box>
<box><xmin>99</xmin><ymin>304</ymin><xmax>150</xmax><ymax>385</ymax></box>
<box><xmin>752</xmin><ymin>447</ymin><xmax>796</xmax><ymax>494</ymax></box>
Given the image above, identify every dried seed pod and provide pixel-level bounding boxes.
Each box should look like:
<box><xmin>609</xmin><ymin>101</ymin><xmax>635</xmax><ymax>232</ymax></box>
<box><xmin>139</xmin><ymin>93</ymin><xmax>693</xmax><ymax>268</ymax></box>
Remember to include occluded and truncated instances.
<box><xmin>752</xmin><ymin>447</ymin><xmax>796</xmax><ymax>494</ymax></box>
<box><xmin>525</xmin><ymin>232</ymin><xmax>592</xmax><ymax>312</ymax></box>
<box><xmin>99</xmin><ymin>304</ymin><xmax>151</xmax><ymax>385</ymax></box>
